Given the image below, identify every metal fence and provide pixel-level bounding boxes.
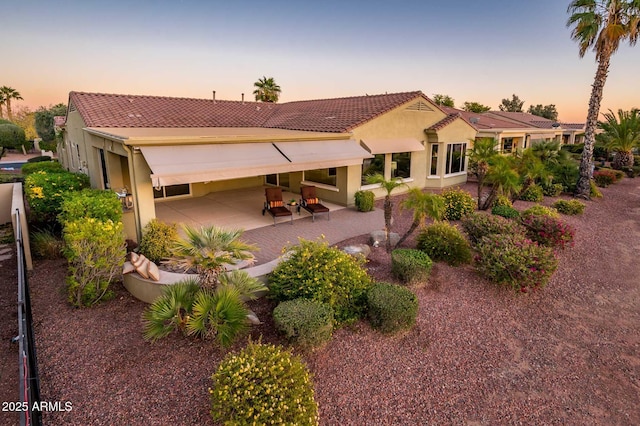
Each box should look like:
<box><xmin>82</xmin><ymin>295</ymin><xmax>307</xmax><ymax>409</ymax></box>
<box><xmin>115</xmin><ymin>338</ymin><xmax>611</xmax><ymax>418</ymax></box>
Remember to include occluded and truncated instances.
<box><xmin>15</xmin><ymin>208</ymin><xmax>42</xmax><ymax>426</ymax></box>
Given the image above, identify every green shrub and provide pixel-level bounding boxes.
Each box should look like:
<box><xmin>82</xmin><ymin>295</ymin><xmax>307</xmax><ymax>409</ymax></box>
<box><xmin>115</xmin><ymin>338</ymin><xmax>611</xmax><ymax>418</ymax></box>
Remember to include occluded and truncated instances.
<box><xmin>25</xmin><ymin>170</ymin><xmax>90</xmax><ymax>224</ymax></box>
<box><xmin>416</xmin><ymin>222</ymin><xmax>472</xmax><ymax>266</ymax></box>
<box><xmin>521</xmin><ymin>204</ymin><xmax>560</xmax><ymax>219</ymax></box>
<box><xmin>561</xmin><ymin>143</ymin><xmax>584</xmax><ymax>154</ymax></box>
<box><xmin>268</xmin><ymin>238</ymin><xmax>372</xmax><ymax>325</ymax></box>
<box><xmin>138</xmin><ymin>219</ymin><xmax>179</xmax><ymax>263</ymax></box>
<box><xmin>58</xmin><ymin>188</ymin><xmax>122</xmax><ymax>226</ymax></box>
<box><xmin>273</xmin><ymin>299</ymin><xmax>334</xmax><ymax>351</ymax></box>
<box><xmin>519</xmin><ymin>184</ymin><xmax>544</xmax><ymax>202</ymax></box>
<box><xmin>366</xmin><ymin>282</ymin><xmax>418</xmax><ymax>334</ymax></box>
<box><xmin>634</xmin><ymin>155</ymin><xmax>640</xmax><ymax>167</ymax></box>
<box><xmin>354</xmin><ymin>190</ymin><xmax>375</xmax><ymax>212</ymax></box>
<box><xmin>21</xmin><ymin>161</ymin><xmax>62</xmax><ymax>175</ymax></box>
<box><xmin>30</xmin><ymin>229</ymin><xmax>64</xmax><ymax>259</ymax></box>
<box><xmin>553</xmin><ymin>199</ymin><xmax>585</xmax><ymax>215</ymax></box>
<box><xmin>593</xmin><ymin>169</ymin><xmax>616</xmax><ymax>187</ymax></box>
<box><xmin>622</xmin><ymin>166</ymin><xmax>640</xmax><ymax>178</ymax></box>
<box><xmin>461</xmin><ymin>212</ymin><xmax>525</xmax><ymax>246</ymax></box>
<box><xmin>521</xmin><ymin>215</ymin><xmax>575</xmax><ymax>249</ymax></box>
<box><xmin>210</xmin><ymin>341</ymin><xmax>318</xmax><ymax>425</ymax></box>
<box><xmin>491</xmin><ymin>204</ymin><xmax>520</xmax><ymax>219</ymax></box>
<box><xmin>441</xmin><ymin>187</ymin><xmax>475</xmax><ymax>220</ymax></box>
<box><xmin>549</xmin><ymin>162</ymin><xmax>579</xmax><ymax>193</ymax></box>
<box><xmin>0</xmin><ymin>174</ymin><xmax>22</xmax><ymax>184</ymax></box>
<box><xmin>542</xmin><ymin>182</ymin><xmax>564</xmax><ymax>197</ymax></box>
<box><xmin>27</xmin><ymin>155</ymin><xmax>53</xmax><ymax>163</ymax></box>
<box><xmin>63</xmin><ymin>218</ymin><xmax>126</xmax><ymax>307</ymax></box>
<box><xmin>475</xmin><ymin>233</ymin><xmax>558</xmax><ymax>292</ymax></box>
<box><xmin>391</xmin><ymin>248</ymin><xmax>433</xmax><ymax>285</ymax></box>
<box><xmin>590</xmin><ymin>180</ymin><xmax>603</xmax><ymax>198</ymax></box>
<box><xmin>492</xmin><ymin>194</ymin><xmax>513</xmax><ymax>208</ymax></box>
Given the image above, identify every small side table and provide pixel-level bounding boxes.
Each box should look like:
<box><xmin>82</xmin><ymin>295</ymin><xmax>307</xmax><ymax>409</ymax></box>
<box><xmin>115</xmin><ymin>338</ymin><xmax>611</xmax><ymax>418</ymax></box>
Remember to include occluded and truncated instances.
<box><xmin>286</xmin><ymin>202</ymin><xmax>300</xmax><ymax>214</ymax></box>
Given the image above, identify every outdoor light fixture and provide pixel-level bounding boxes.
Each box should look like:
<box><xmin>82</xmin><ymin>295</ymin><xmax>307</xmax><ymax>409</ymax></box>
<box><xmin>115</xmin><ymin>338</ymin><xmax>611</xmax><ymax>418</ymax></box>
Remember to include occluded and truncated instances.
<box><xmin>115</xmin><ymin>188</ymin><xmax>133</xmax><ymax>211</ymax></box>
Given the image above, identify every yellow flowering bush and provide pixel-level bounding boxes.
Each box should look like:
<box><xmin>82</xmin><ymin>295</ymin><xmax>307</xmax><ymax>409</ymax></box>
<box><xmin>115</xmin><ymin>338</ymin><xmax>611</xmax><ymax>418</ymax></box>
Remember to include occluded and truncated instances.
<box><xmin>441</xmin><ymin>187</ymin><xmax>475</xmax><ymax>220</ymax></box>
<box><xmin>25</xmin><ymin>170</ymin><xmax>90</xmax><ymax>224</ymax></box>
<box><xmin>63</xmin><ymin>218</ymin><xmax>126</xmax><ymax>307</ymax></box>
<box><xmin>210</xmin><ymin>340</ymin><xmax>318</xmax><ymax>425</ymax></box>
<box><xmin>58</xmin><ymin>188</ymin><xmax>122</xmax><ymax>225</ymax></box>
<box><xmin>269</xmin><ymin>238</ymin><xmax>372</xmax><ymax>324</ymax></box>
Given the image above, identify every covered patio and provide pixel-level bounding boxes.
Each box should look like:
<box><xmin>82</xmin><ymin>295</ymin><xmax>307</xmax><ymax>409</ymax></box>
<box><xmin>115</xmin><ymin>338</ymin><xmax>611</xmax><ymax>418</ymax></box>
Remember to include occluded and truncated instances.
<box><xmin>154</xmin><ymin>185</ymin><xmax>384</xmax><ymax>265</ymax></box>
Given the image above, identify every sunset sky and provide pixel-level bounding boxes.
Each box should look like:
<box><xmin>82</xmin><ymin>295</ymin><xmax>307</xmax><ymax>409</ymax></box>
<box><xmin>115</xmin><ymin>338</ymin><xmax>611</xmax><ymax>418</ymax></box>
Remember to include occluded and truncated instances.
<box><xmin>3</xmin><ymin>0</ymin><xmax>639</xmax><ymax>123</ymax></box>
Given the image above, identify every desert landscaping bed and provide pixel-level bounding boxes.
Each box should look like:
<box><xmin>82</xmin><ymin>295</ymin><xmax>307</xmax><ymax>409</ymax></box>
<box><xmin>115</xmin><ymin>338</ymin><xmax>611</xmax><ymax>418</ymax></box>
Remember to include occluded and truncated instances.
<box><xmin>2</xmin><ymin>180</ymin><xmax>640</xmax><ymax>425</ymax></box>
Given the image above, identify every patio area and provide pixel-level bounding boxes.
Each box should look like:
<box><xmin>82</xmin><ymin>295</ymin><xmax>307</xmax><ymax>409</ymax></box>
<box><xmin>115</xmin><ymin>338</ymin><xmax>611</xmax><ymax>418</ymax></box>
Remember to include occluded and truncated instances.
<box><xmin>155</xmin><ymin>186</ymin><xmax>385</xmax><ymax>264</ymax></box>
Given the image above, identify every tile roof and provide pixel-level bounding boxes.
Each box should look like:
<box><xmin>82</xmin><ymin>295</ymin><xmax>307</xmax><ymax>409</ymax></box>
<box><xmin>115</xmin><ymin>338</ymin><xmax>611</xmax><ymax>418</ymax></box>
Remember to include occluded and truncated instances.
<box><xmin>427</xmin><ymin>113</ymin><xmax>463</xmax><ymax>131</ymax></box>
<box><xmin>69</xmin><ymin>91</ymin><xmax>424</xmax><ymax>133</ymax></box>
<box><xmin>441</xmin><ymin>107</ymin><xmax>527</xmax><ymax>130</ymax></box>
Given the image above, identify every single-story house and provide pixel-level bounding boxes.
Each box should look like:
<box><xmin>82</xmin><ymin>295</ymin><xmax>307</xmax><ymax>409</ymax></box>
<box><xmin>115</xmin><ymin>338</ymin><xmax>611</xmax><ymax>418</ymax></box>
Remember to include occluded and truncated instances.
<box><xmin>58</xmin><ymin>90</ymin><xmax>477</xmax><ymax>241</ymax></box>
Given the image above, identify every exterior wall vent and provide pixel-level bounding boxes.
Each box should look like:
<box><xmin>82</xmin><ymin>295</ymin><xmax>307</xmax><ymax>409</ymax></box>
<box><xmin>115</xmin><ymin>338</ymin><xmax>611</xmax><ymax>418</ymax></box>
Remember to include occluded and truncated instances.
<box><xmin>406</xmin><ymin>101</ymin><xmax>433</xmax><ymax>112</ymax></box>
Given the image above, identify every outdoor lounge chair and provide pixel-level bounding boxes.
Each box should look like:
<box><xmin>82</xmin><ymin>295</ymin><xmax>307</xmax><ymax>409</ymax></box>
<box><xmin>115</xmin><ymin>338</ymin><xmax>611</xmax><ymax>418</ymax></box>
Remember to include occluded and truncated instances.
<box><xmin>299</xmin><ymin>185</ymin><xmax>330</xmax><ymax>222</ymax></box>
<box><xmin>262</xmin><ymin>187</ymin><xmax>293</xmax><ymax>226</ymax></box>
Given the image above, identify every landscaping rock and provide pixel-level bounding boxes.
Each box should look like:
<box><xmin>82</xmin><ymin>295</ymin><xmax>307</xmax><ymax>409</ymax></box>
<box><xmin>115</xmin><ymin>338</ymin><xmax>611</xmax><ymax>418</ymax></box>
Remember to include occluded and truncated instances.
<box><xmin>369</xmin><ymin>230</ymin><xmax>400</xmax><ymax>247</ymax></box>
<box><xmin>342</xmin><ymin>244</ymin><xmax>372</xmax><ymax>258</ymax></box>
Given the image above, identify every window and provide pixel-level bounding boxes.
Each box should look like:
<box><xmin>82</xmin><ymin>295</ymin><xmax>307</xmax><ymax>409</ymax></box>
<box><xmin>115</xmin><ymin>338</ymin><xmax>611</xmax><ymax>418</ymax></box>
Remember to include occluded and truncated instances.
<box><xmin>361</xmin><ymin>154</ymin><xmax>385</xmax><ymax>184</ymax></box>
<box><xmin>153</xmin><ymin>184</ymin><xmax>191</xmax><ymax>199</ymax></box>
<box><xmin>502</xmin><ymin>138</ymin><xmax>514</xmax><ymax>153</ymax></box>
<box><xmin>391</xmin><ymin>152</ymin><xmax>411</xmax><ymax>178</ymax></box>
<box><xmin>429</xmin><ymin>145</ymin><xmax>439</xmax><ymax>176</ymax></box>
<box><xmin>446</xmin><ymin>143</ymin><xmax>467</xmax><ymax>175</ymax></box>
<box><xmin>305</xmin><ymin>168</ymin><xmax>337</xmax><ymax>186</ymax></box>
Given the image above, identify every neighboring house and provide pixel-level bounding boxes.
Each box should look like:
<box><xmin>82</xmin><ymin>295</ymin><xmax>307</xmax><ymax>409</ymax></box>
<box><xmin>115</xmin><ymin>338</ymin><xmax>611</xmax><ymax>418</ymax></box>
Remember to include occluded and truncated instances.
<box><xmin>442</xmin><ymin>107</ymin><xmax>585</xmax><ymax>153</ymax></box>
<box><xmin>58</xmin><ymin>90</ymin><xmax>476</xmax><ymax>241</ymax></box>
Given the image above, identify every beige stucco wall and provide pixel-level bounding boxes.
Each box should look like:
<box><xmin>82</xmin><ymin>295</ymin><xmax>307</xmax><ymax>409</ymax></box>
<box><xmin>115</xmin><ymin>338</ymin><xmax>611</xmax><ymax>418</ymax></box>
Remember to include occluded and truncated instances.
<box><xmin>0</xmin><ymin>183</ymin><xmax>12</xmax><ymax>224</ymax></box>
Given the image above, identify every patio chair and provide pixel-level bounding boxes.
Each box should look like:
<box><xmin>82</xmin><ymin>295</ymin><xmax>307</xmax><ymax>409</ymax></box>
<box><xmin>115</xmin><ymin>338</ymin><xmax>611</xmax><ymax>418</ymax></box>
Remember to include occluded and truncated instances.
<box><xmin>299</xmin><ymin>185</ymin><xmax>330</xmax><ymax>222</ymax></box>
<box><xmin>262</xmin><ymin>187</ymin><xmax>293</xmax><ymax>226</ymax></box>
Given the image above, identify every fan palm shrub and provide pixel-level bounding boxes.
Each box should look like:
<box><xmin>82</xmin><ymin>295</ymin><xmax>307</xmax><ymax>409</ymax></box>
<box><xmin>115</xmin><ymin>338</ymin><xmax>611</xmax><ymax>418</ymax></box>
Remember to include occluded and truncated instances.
<box><xmin>142</xmin><ymin>278</ymin><xmax>200</xmax><ymax>341</ymax></box>
<box><xmin>395</xmin><ymin>188</ymin><xmax>444</xmax><ymax>248</ymax></box>
<box><xmin>164</xmin><ymin>225</ymin><xmax>257</xmax><ymax>289</ymax></box>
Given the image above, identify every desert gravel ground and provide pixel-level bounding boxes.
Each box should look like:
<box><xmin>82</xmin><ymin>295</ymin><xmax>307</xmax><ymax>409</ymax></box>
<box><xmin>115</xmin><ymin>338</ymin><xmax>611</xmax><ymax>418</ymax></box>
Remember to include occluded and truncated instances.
<box><xmin>1</xmin><ymin>178</ymin><xmax>639</xmax><ymax>425</ymax></box>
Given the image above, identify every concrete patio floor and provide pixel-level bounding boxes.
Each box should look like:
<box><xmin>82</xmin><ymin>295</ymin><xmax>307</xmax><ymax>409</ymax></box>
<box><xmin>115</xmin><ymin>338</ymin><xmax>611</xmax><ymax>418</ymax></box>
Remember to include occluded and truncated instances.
<box><xmin>155</xmin><ymin>186</ymin><xmax>385</xmax><ymax>265</ymax></box>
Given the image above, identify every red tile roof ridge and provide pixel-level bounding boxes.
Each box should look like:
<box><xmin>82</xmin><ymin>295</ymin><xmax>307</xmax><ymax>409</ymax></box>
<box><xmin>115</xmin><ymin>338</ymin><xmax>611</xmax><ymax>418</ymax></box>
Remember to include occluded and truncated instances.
<box><xmin>69</xmin><ymin>91</ymin><xmax>263</xmax><ymax>105</ymax></box>
<box><xmin>427</xmin><ymin>112</ymin><xmax>463</xmax><ymax>131</ymax></box>
<box><xmin>281</xmin><ymin>90</ymin><xmax>424</xmax><ymax>105</ymax></box>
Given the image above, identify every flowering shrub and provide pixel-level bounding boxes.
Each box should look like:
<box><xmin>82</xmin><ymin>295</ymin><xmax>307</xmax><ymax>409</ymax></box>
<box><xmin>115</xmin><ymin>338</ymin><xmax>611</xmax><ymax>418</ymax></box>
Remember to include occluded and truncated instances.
<box><xmin>441</xmin><ymin>187</ymin><xmax>475</xmax><ymax>220</ymax></box>
<box><xmin>138</xmin><ymin>219</ymin><xmax>179</xmax><ymax>263</ymax></box>
<box><xmin>268</xmin><ymin>238</ymin><xmax>372</xmax><ymax>324</ymax></box>
<box><xmin>521</xmin><ymin>215</ymin><xmax>575</xmax><ymax>249</ymax></box>
<box><xmin>519</xmin><ymin>184</ymin><xmax>544</xmax><ymax>202</ymax></box>
<box><xmin>58</xmin><ymin>188</ymin><xmax>122</xmax><ymax>225</ymax></box>
<box><xmin>461</xmin><ymin>212</ymin><xmax>525</xmax><ymax>246</ymax></box>
<box><xmin>391</xmin><ymin>248</ymin><xmax>433</xmax><ymax>285</ymax></box>
<box><xmin>25</xmin><ymin>170</ymin><xmax>90</xmax><ymax>224</ymax></box>
<box><xmin>593</xmin><ymin>169</ymin><xmax>617</xmax><ymax>187</ymax></box>
<box><xmin>553</xmin><ymin>199</ymin><xmax>585</xmax><ymax>215</ymax></box>
<box><xmin>590</xmin><ymin>180</ymin><xmax>603</xmax><ymax>198</ymax></box>
<box><xmin>492</xmin><ymin>194</ymin><xmax>513</xmax><ymax>208</ymax></box>
<box><xmin>273</xmin><ymin>298</ymin><xmax>334</xmax><ymax>351</ymax></box>
<box><xmin>416</xmin><ymin>222</ymin><xmax>472</xmax><ymax>266</ymax></box>
<box><xmin>491</xmin><ymin>204</ymin><xmax>520</xmax><ymax>219</ymax></box>
<box><xmin>521</xmin><ymin>204</ymin><xmax>560</xmax><ymax>219</ymax></box>
<box><xmin>475</xmin><ymin>233</ymin><xmax>558</xmax><ymax>291</ymax></box>
<box><xmin>366</xmin><ymin>282</ymin><xmax>418</xmax><ymax>333</ymax></box>
<box><xmin>210</xmin><ymin>341</ymin><xmax>318</xmax><ymax>425</ymax></box>
<box><xmin>354</xmin><ymin>190</ymin><xmax>375</xmax><ymax>212</ymax></box>
<box><xmin>63</xmin><ymin>218</ymin><xmax>126</xmax><ymax>307</ymax></box>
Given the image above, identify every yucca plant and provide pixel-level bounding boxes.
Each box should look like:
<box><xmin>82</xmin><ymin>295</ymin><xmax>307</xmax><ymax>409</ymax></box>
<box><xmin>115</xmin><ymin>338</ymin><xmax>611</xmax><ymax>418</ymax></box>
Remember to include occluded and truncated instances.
<box><xmin>186</xmin><ymin>286</ymin><xmax>249</xmax><ymax>348</ymax></box>
<box><xmin>142</xmin><ymin>278</ymin><xmax>200</xmax><ymax>341</ymax></box>
<box><xmin>164</xmin><ymin>225</ymin><xmax>258</xmax><ymax>289</ymax></box>
<box><xmin>218</xmin><ymin>270</ymin><xmax>267</xmax><ymax>301</ymax></box>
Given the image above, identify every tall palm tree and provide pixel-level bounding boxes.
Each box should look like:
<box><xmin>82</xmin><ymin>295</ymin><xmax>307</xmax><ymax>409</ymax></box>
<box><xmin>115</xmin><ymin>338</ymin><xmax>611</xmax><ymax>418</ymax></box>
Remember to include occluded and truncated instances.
<box><xmin>0</xmin><ymin>86</ymin><xmax>23</xmax><ymax>121</ymax></box>
<box><xmin>365</xmin><ymin>173</ymin><xmax>405</xmax><ymax>253</ymax></box>
<box><xmin>395</xmin><ymin>188</ymin><xmax>445</xmax><ymax>248</ymax></box>
<box><xmin>253</xmin><ymin>76</ymin><xmax>281</xmax><ymax>102</ymax></box>
<box><xmin>467</xmin><ymin>138</ymin><xmax>499</xmax><ymax>209</ymax></box>
<box><xmin>164</xmin><ymin>225</ymin><xmax>258</xmax><ymax>289</ymax></box>
<box><xmin>598</xmin><ymin>108</ymin><xmax>640</xmax><ymax>168</ymax></box>
<box><xmin>0</xmin><ymin>91</ymin><xmax>6</xmax><ymax>119</ymax></box>
<box><xmin>567</xmin><ymin>0</ymin><xmax>640</xmax><ymax>198</ymax></box>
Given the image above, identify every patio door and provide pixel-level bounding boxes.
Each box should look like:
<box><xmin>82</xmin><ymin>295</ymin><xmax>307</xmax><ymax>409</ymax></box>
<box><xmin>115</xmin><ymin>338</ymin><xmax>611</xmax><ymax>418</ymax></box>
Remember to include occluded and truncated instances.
<box><xmin>265</xmin><ymin>173</ymin><xmax>290</xmax><ymax>188</ymax></box>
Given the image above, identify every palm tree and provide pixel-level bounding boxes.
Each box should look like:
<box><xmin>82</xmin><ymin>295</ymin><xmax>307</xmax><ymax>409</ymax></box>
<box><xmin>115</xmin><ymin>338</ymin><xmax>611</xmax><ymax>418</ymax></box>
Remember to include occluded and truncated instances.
<box><xmin>142</xmin><ymin>278</ymin><xmax>200</xmax><ymax>341</ymax></box>
<box><xmin>514</xmin><ymin>148</ymin><xmax>551</xmax><ymax>198</ymax></box>
<box><xmin>0</xmin><ymin>91</ymin><xmax>6</xmax><ymax>119</ymax></box>
<box><xmin>482</xmin><ymin>156</ymin><xmax>521</xmax><ymax>208</ymax></box>
<box><xmin>567</xmin><ymin>0</ymin><xmax>640</xmax><ymax>198</ymax></box>
<box><xmin>598</xmin><ymin>108</ymin><xmax>640</xmax><ymax>169</ymax></box>
<box><xmin>365</xmin><ymin>173</ymin><xmax>405</xmax><ymax>253</ymax></box>
<box><xmin>395</xmin><ymin>188</ymin><xmax>445</xmax><ymax>248</ymax></box>
<box><xmin>165</xmin><ymin>225</ymin><xmax>258</xmax><ymax>289</ymax></box>
<box><xmin>467</xmin><ymin>138</ymin><xmax>499</xmax><ymax>209</ymax></box>
<box><xmin>0</xmin><ymin>86</ymin><xmax>23</xmax><ymax>121</ymax></box>
<box><xmin>253</xmin><ymin>76</ymin><xmax>281</xmax><ymax>102</ymax></box>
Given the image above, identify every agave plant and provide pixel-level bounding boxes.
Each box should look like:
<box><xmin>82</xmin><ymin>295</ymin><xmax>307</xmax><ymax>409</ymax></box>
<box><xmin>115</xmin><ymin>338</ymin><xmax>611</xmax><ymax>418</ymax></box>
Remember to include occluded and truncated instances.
<box><xmin>142</xmin><ymin>278</ymin><xmax>200</xmax><ymax>341</ymax></box>
<box><xmin>165</xmin><ymin>225</ymin><xmax>258</xmax><ymax>289</ymax></box>
<box><xmin>186</xmin><ymin>286</ymin><xmax>249</xmax><ymax>348</ymax></box>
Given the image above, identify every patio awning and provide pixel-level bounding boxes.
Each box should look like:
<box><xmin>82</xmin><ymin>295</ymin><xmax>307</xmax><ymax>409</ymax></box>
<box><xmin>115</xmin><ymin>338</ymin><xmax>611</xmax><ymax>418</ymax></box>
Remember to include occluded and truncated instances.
<box><xmin>140</xmin><ymin>140</ymin><xmax>372</xmax><ymax>187</ymax></box>
<box><xmin>360</xmin><ymin>138</ymin><xmax>424</xmax><ymax>154</ymax></box>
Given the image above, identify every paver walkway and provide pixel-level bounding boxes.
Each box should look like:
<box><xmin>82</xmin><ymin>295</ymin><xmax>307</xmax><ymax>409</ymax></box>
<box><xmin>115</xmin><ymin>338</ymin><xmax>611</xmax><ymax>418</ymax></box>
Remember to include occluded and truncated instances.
<box><xmin>242</xmin><ymin>206</ymin><xmax>384</xmax><ymax>264</ymax></box>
